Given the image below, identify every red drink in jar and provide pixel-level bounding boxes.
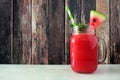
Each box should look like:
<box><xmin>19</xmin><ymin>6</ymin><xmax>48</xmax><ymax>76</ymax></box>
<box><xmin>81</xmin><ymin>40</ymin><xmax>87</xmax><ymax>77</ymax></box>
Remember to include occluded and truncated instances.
<box><xmin>70</xmin><ymin>31</ymin><xmax>98</xmax><ymax>73</ymax></box>
<box><xmin>66</xmin><ymin>7</ymin><xmax>107</xmax><ymax>73</ymax></box>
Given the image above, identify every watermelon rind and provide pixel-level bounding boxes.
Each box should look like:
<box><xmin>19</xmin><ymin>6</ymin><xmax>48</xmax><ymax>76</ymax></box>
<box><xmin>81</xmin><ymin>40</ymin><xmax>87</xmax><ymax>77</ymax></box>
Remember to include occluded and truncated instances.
<box><xmin>90</xmin><ymin>10</ymin><xmax>106</xmax><ymax>21</ymax></box>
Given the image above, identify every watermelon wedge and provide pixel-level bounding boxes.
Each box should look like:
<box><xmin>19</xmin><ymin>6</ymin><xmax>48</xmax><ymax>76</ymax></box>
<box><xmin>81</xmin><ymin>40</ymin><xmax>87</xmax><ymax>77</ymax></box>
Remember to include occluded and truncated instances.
<box><xmin>90</xmin><ymin>10</ymin><xmax>106</xmax><ymax>29</ymax></box>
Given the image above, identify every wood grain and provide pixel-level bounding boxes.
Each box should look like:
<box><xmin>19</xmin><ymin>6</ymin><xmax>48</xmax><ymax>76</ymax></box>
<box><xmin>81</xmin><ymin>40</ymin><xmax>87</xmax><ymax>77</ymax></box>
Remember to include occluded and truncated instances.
<box><xmin>110</xmin><ymin>0</ymin><xmax>120</xmax><ymax>64</ymax></box>
<box><xmin>1</xmin><ymin>0</ymin><xmax>120</xmax><ymax>64</ymax></box>
<box><xmin>81</xmin><ymin>0</ymin><xmax>96</xmax><ymax>23</ymax></box>
<box><xmin>0</xmin><ymin>0</ymin><xmax>11</xmax><ymax>63</ymax></box>
<box><xmin>32</xmin><ymin>0</ymin><xmax>48</xmax><ymax>64</ymax></box>
<box><xmin>13</xmin><ymin>0</ymin><xmax>22</xmax><ymax>64</ymax></box>
<box><xmin>20</xmin><ymin>0</ymin><xmax>32</xmax><ymax>64</ymax></box>
<box><xmin>13</xmin><ymin>0</ymin><xmax>32</xmax><ymax>64</ymax></box>
<box><xmin>10</xmin><ymin>0</ymin><xmax>13</xmax><ymax>64</ymax></box>
<box><xmin>48</xmin><ymin>0</ymin><xmax>65</xmax><ymax>64</ymax></box>
<box><xmin>96</xmin><ymin>0</ymin><xmax>110</xmax><ymax>64</ymax></box>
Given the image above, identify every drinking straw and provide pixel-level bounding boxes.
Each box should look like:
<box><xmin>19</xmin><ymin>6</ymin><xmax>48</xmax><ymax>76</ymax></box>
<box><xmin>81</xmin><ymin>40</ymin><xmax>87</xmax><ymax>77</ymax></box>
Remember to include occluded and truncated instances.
<box><xmin>66</xmin><ymin>6</ymin><xmax>77</xmax><ymax>27</ymax></box>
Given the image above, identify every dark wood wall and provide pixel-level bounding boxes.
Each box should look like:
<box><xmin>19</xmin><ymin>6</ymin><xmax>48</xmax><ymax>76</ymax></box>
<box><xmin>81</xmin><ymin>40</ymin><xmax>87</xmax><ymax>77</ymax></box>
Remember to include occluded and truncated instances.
<box><xmin>110</xmin><ymin>0</ymin><xmax>120</xmax><ymax>64</ymax></box>
<box><xmin>0</xmin><ymin>0</ymin><xmax>120</xmax><ymax>64</ymax></box>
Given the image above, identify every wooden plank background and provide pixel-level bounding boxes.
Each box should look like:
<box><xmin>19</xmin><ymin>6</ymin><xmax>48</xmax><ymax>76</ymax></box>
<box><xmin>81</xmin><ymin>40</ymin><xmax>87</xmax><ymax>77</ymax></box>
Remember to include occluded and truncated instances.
<box><xmin>0</xmin><ymin>0</ymin><xmax>120</xmax><ymax>64</ymax></box>
<box><xmin>0</xmin><ymin>0</ymin><xmax>11</xmax><ymax>63</ymax></box>
<box><xmin>96</xmin><ymin>0</ymin><xmax>110</xmax><ymax>64</ymax></box>
<box><xmin>110</xmin><ymin>0</ymin><xmax>120</xmax><ymax>64</ymax></box>
<box><xmin>32</xmin><ymin>0</ymin><xmax>48</xmax><ymax>64</ymax></box>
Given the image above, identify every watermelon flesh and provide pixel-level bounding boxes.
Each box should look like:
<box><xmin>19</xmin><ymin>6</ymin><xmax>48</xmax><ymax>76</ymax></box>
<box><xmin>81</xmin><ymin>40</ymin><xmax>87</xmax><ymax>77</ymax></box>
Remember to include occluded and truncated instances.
<box><xmin>89</xmin><ymin>10</ymin><xmax>106</xmax><ymax>29</ymax></box>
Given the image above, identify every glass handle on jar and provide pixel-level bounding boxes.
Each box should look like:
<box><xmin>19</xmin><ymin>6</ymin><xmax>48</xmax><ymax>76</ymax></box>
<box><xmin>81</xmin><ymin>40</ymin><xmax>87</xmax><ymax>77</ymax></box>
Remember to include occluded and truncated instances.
<box><xmin>97</xmin><ymin>37</ymin><xmax>107</xmax><ymax>63</ymax></box>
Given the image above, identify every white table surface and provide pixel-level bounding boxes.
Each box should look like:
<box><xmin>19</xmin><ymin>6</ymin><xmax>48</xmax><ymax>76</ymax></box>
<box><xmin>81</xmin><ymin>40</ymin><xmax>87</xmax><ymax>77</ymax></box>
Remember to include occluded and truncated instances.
<box><xmin>0</xmin><ymin>65</ymin><xmax>120</xmax><ymax>80</ymax></box>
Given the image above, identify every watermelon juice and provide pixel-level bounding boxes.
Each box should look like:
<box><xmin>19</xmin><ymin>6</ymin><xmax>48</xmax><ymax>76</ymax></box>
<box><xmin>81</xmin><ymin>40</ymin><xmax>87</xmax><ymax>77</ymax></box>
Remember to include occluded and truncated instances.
<box><xmin>70</xmin><ymin>32</ymin><xmax>98</xmax><ymax>73</ymax></box>
<box><xmin>66</xmin><ymin>6</ymin><xmax>106</xmax><ymax>73</ymax></box>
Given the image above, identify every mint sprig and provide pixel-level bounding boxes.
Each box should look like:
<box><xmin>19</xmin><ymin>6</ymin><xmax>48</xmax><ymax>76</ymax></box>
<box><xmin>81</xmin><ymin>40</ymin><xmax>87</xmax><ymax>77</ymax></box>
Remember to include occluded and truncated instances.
<box><xmin>78</xmin><ymin>23</ymin><xmax>88</xmax><ymax>32</ymax></box>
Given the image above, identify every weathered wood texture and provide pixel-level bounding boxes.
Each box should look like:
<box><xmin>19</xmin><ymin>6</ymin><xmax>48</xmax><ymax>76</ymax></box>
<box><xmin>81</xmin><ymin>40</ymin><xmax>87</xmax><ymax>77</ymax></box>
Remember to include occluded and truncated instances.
<box><xmin>0</xmin><ymin>0</ymin><xmax>120</xmax><ymax>64</ymax></box>
<box><xmin>65</xmin><ymin>0</ymin><xmax>96</xmax><ymax>64</ymax></box>
<box><xmin>48</xmin><ymin>0</ymin><xmax>65</xmax><ymax>64</ymax></box>
<box><xmin>20</xmin><ymin>0</ymin><xmax>32</xmax><ymax>64</ymax></box>
<box><xmin>110</xmin><ymin>0</ymin><xmax>120</xmax><ymax>64</ymax></box>
<box><xmin>13</xmin><ymin>0</ymin><xmax>22</xmax><ymax>64</ymax></box>
<box><xmin>13</xmin><ymin>0</ymin><xmax>32</xmax><ymax>64</ymax></box>
<box><xmin>0</xmin><ymin>0</ymin><xmax>11</xmax><ymax>64</ymax></box>
<box><xmin>96</xmin><ymin>0</ymin><xmax>110</xmax><ymax>64</ymax></box>
<box><xmin>32</xmin><ymin>0</ymin><xmax>48</xmax><ymax>64</ymax></box>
